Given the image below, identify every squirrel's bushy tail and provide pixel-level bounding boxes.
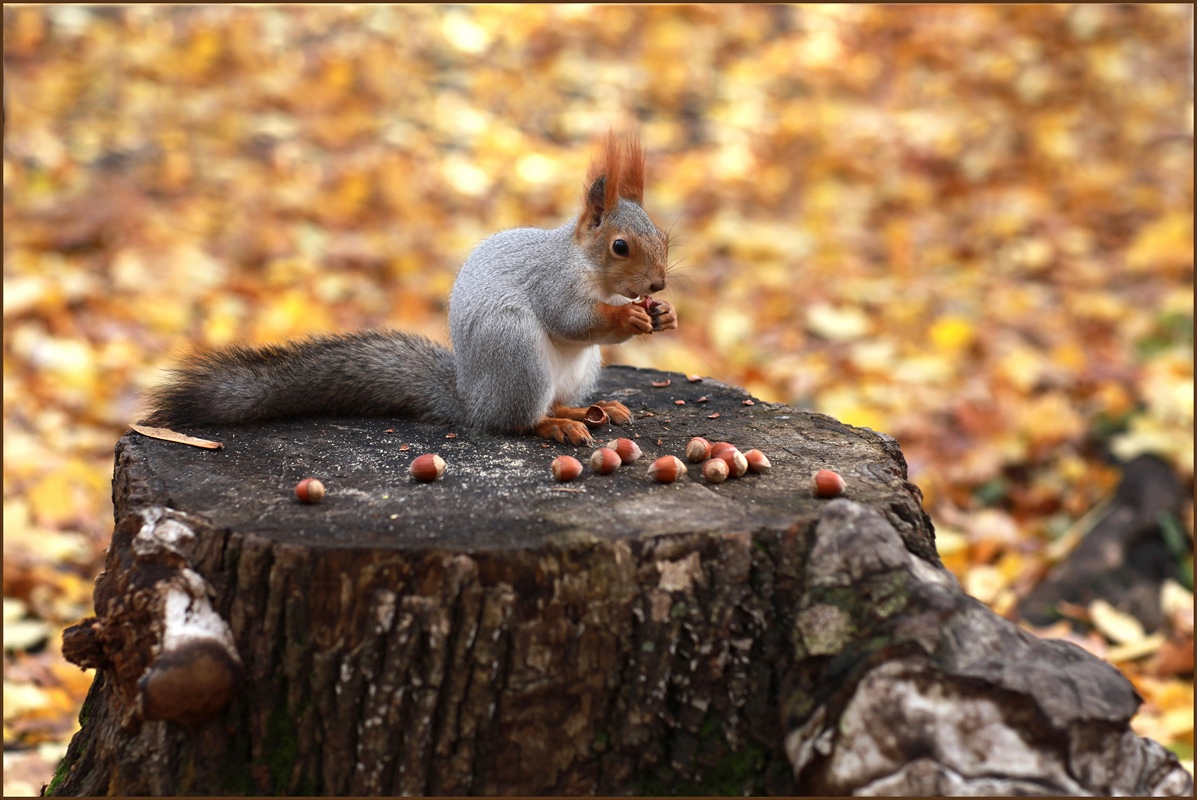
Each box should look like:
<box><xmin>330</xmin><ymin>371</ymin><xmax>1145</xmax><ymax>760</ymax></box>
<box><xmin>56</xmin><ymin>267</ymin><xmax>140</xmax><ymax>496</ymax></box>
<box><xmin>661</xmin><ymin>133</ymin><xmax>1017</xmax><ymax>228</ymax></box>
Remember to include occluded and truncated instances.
<box><xmin>142</xmin><ymin>330</ymin><xmax>463</xmax><ymax>429</ymax></box>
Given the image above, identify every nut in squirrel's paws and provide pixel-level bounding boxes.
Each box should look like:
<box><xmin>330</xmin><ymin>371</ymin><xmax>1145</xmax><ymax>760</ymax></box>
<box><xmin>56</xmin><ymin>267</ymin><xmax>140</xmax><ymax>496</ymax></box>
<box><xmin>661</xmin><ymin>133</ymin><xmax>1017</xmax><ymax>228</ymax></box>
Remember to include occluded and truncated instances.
<box><xmin>648</xmin><ymin>299</ymin><xmax>677</xmax><ymax>332</ymax></box>
<box><xmin>622</xmin><ymin>304</ymin><xmax>654</xmax><ymax>336</ymax></box>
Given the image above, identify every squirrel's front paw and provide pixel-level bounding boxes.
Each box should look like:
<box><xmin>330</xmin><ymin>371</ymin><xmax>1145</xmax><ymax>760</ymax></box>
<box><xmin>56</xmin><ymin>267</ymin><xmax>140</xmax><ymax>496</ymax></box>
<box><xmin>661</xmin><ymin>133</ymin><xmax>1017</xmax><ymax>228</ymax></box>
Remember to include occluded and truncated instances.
<box><xmin>621</xmin><ymin>305</ymin><xmax>654</xmax><ymax>336</ymax></box>
<box><xmin>649</xmin><ymin>299</ymin><xmax>678</xmax><ymax>332</ymax></box>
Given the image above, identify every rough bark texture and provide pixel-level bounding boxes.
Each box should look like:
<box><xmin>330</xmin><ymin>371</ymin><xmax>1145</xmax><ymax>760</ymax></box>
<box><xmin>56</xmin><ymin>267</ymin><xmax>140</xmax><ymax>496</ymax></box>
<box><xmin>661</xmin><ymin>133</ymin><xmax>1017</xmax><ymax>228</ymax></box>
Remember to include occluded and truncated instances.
<box><xmin>52</xmin><ymin>366</ymin><xmax>1191</xmax><ymax>796</ymax></box>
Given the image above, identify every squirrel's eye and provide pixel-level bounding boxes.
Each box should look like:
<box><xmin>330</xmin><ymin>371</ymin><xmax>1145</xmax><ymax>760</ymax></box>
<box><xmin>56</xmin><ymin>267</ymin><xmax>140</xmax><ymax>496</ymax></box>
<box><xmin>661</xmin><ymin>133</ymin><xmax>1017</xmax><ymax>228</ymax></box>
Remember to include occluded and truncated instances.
<box><xmin>612</xmin><ymin>239</ymin><xmax>630</xmax><ymax>257</ymax></box>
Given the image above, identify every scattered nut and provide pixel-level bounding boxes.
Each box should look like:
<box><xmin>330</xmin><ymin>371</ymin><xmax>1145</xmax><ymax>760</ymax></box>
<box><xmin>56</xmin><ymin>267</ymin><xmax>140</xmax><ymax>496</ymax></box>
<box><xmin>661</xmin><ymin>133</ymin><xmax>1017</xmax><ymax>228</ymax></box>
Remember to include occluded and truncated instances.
<box><xmin>710</xmin><ymin>441</ymin><xmax>737</xmax><ymax>458</ymax></box>
<box><xmin>687</xmin><ymin>375</ymin><xmax>703</xmax><ymax>382</ymax></box>
<box><xmin>651</xmin><ymin>379</ymin><xmax>672</xmax><ymax>388</ymax></box>
<box><xmin>409</xmin><ymin>453</ymin><xmax>447</xmax><ymax>482</ymax></box>
<box><xmin>294</xmin><ymin>477</ymin><xmax>325</xmax><ymax>504</ymax></box>
<box><xmin>685</xmin><ymin>437</ymin><xmax>712</xmax><ymax>463</ymax></box>
<box><xmin>674</xmin><ymin>399</ymin><xmax>686</xmax><ymax>405</ymax></box>
<box><xmin>744</xmin><ymin>449</ymin><xmax>772</xmax><ymax>474</ymax></box>
<box><xmin>702</xmin><ymin>458</ymin><xmax>729</xmax><ymax>484</ymax></box>
<box><xmin>605</xmin><ymin>437</ymin><xmax>643</xmax><ymax>464</ymax></box>
<box><xmin>812</xmin><ymin>469</ymin><xmax>846</xmax><ymax>498</ymax></box>
<box><xmin>589</xmin><ymin>447</ymin><xmax>621</xmax><ymax>474</ymax></box>
<box><xmin>552</xmin><ymin>455</ymin><xmax>583</xmax><ymax>482</ymax></box>
<box><xmin>647</xmin><ymin>455</ymin><xmax>687</xmax><ymax>483</ymax></box>
<box><xmin>718</xmin><ymin>447</ymin><xmax>749</xmax><ymax>478</ymax></box>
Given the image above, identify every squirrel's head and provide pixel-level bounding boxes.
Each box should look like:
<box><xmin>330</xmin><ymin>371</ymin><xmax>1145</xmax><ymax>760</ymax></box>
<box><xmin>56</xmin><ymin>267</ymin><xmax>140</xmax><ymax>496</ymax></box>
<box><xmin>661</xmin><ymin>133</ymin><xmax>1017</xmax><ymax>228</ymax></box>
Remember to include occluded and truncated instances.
<box><xmin>575</xmin><ymin>132</ymin><xmax>669</xmax><ymax>301</ymax></box>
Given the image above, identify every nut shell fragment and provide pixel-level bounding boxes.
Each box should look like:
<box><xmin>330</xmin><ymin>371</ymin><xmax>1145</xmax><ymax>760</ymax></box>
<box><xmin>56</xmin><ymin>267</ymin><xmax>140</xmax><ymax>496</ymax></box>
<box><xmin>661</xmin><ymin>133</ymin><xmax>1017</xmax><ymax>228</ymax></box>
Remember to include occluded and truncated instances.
<box><xmin>583</xmin><ymin>404</ymin><xmax>609</xmax><ymax>428</ymax></box>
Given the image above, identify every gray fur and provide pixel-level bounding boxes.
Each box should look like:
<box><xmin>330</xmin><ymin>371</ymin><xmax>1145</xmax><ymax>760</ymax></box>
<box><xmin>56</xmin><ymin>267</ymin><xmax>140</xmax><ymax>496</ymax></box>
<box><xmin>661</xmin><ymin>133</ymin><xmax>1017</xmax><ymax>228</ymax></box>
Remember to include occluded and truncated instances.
<box><xmin>143</xmin><ymin>331</ymin><xmax>463</xmax><ymax>428</ymax></box>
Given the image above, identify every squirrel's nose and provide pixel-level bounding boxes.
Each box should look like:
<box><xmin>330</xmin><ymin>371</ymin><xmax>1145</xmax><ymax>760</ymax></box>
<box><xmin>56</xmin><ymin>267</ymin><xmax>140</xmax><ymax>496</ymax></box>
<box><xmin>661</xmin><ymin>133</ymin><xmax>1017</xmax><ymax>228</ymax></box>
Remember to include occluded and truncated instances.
<box><xmin>649</xmin><ymin>279</ymin><xmax>665</xmax><ymax>293</ymax></box>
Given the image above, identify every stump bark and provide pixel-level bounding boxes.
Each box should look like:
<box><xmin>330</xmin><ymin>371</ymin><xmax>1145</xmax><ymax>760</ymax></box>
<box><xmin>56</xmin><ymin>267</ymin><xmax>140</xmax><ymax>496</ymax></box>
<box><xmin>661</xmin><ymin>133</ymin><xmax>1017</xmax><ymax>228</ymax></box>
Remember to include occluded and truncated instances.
<box><xmin>52</xmin><ymin>365</ymin><xmax>1191</xmax><ymax>796</ymax></box>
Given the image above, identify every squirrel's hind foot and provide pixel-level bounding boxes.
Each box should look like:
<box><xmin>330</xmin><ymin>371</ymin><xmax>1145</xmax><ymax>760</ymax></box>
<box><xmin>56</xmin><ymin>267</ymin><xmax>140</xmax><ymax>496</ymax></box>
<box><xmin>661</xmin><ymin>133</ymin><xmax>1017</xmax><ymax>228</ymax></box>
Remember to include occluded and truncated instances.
<box><xmin>534</xmin><ymin>416</ymin><xmax>593</xmax><ymax>446</ymax></box>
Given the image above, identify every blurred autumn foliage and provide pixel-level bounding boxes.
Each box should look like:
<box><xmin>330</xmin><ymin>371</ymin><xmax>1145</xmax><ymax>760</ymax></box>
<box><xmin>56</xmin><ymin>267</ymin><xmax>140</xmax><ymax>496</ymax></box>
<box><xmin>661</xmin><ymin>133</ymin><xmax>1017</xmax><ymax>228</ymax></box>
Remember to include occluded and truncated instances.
<box><xmin>3</xmin><ymin>4</ymin><xmax>1193</xmax><ymax>793</ymax></box>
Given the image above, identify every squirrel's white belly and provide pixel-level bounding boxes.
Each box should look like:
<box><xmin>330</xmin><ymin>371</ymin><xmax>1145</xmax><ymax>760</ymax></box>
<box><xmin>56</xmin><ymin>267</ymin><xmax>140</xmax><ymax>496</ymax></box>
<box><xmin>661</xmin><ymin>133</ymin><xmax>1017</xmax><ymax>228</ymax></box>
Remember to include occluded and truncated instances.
<box><xmin>540</xmin><ymin>334</ymin><xmax>600</xmax><ymax>407</ymax></box>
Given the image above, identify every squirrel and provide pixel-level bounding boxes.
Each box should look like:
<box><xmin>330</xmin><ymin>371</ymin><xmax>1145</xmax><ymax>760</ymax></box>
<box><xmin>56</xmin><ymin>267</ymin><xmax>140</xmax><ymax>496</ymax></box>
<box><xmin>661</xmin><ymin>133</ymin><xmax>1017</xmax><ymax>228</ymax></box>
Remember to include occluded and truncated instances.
<box><xmin>143</xmin><ymin>132</ymin><xmax>678</xmax><ymax>446</ymax></box>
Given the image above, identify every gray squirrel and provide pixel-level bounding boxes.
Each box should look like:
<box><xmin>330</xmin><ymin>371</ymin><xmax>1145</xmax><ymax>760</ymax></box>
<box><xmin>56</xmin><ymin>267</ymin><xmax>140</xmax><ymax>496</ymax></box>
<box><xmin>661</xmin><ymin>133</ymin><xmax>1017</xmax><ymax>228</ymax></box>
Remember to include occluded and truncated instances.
<box><xmin>143</xmin><ymin>133</ymin><xmax>678</xmax><ymax>445</ymax></box>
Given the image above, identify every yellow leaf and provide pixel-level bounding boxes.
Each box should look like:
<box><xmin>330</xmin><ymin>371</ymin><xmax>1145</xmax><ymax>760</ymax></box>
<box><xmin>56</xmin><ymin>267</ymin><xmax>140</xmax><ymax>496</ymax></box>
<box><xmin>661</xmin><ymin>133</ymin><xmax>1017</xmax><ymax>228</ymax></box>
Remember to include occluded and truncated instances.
<box><xmin>1089</xmin><ymin>599</ymin><xmax>1146</xmax><ymax>645</ymax></box>
<box><xmin>928</xmin><ymin>315</ymin><xmax>975</xmax><ymax>353</ymax></box>
<box><xmin>25</xmin><ymin>460</ymin><xmax>109</xmax><ymax>529</ymax></box>
<box><xmin>1163</xmin><ymin>706</ymin><xmax>1195</xmax><ymax>739</ymax></box>
<box><xmin>1106</xmin><ymin>632</ymin><xmax>1166</xmax><ymax>663</ymax></box>
<box><xmin>806</xmin><ymin>303</ymin><xmax>871</xmax><ymax>341</ymax></box>
<box><xmin>1126</xmin><ymin>211</ymin><xmax>1194</xmax><ymax>273</ymax></box>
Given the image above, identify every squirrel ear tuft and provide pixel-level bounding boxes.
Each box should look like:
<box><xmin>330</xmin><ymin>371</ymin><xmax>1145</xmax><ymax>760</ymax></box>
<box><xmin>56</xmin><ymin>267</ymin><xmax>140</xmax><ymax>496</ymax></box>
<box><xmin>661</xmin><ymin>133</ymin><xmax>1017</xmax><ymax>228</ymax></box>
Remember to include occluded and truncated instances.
<box><xmin>579</xmin><ymin>131</ymin><xmax>647</xmax><ymax>231</ymax></box>
<box><xmin>617</xmin><ymin>136</ymin><xmax>645</xmax><ymax>205</ymax></box>
<box><xmin>585</xmin><ymin>131</ymin><xmax>622</xmax><ymax>212</ymax></box>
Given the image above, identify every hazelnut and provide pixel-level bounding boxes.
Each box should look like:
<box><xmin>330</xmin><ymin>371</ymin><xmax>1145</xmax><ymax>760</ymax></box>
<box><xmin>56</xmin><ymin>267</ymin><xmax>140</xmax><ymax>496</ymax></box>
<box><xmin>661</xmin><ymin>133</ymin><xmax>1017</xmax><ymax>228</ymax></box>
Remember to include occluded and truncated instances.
<box><xmin>294</xmin><ymin>477</ymin><xmax>325</xmax><ymax>504</ymax></box>
<box><xmin>409</xmin><ymin>453</ymin><xmax>446</xmax><ymax>482</ymax></box>
<box><xmin>589</xmin><ymin>447</ymin><xmax>621</xmax><ymax>474</ymax></box>
<box><xmin>812</xmin><ymin>469</ymin><xmax>846</xmax><ymax>498</ymax></box>
<box><xmin>552</xmin><ymin>455</ymin><xmax>584</xmax><ymax>481</ymax></box>
<box><xmin>744</xmin><ymin>449</ymin><xmax>772</xmax><ymax>474</ymax></box>
<box><xmin>605</xmin><ymin>437</ymin><xmax>643</xmax><ymax>464</ymax></box>
<box><xmin>702</xmin><ymin>458</ymin><xmax>729</xmax><ymax>484</ymax></box>
<box><xmin>647</xmin><ymin>455</ymin><xmax>687</xmax><ymax>484</ymax></box>
<box><xmin>685</xmin><ymin>437</ymin><xmax>712</xmax><ymax>463</ymax></box>
<box><xmin>710</xmin><ymin>441</ymin><xmax>737</xmax><ymax>458</ymax></box>
<box><xmin>717</xmin><ymin>447</ymin><xmax>749</xmax><ymax>478</ymax></box>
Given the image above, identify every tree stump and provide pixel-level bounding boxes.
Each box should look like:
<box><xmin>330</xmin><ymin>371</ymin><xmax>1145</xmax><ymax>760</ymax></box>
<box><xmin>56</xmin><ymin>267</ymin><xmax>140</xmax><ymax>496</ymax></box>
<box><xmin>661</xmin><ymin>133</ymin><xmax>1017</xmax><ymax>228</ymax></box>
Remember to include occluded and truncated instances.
<box><xmin>52</xmin><ymin>366</ymin><xmax>1191</xmax><ymax>796</ymax></box>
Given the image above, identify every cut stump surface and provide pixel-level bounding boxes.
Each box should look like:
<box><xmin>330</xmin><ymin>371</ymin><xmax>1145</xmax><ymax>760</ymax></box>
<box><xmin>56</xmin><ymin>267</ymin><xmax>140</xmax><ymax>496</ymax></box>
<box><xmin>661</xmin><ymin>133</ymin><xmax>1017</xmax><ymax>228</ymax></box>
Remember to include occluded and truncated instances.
<box><xmin>52</xmin><ymin>365</ymin><xmax>1191</xmax><ymax>796</ymax></box>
